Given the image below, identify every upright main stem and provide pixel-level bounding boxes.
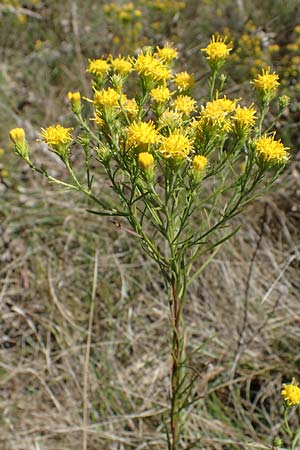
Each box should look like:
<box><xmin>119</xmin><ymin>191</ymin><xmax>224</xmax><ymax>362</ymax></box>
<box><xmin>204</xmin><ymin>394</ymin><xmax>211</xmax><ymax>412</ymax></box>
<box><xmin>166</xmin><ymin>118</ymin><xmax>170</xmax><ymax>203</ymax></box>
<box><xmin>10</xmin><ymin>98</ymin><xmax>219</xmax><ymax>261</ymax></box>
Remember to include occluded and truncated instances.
<box><xmin>170</xmin><ymin>275</ymin><xmax>185</xmax><ymax>450</ymax></box>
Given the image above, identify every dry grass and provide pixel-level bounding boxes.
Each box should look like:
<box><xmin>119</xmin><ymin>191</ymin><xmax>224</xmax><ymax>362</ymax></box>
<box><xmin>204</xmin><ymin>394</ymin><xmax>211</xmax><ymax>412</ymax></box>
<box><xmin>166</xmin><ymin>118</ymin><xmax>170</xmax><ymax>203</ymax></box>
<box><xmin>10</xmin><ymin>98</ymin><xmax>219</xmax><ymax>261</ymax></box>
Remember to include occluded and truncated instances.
<box><xmin>1</xmin><ymin>1</ymin><xmax>300</xmax><ymax>449</ymax></box>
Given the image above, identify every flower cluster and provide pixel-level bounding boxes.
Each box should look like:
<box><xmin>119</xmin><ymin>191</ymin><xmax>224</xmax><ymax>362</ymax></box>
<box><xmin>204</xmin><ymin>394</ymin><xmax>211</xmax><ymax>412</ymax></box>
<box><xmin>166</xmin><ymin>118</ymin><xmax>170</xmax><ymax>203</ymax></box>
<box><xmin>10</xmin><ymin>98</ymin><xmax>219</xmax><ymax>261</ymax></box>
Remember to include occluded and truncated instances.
<box><xmin>10</xmin><ymin>37</ymin><xmax>290</xmax><ymax>196</ymax></box>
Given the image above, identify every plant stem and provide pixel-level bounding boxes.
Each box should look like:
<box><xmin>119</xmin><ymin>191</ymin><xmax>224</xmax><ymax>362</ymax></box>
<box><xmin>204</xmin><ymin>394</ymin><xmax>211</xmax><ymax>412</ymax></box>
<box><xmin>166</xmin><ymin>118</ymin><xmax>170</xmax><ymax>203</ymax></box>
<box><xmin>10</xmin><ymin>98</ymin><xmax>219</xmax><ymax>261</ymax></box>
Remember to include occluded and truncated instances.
<box><xmin>170</xmin><ymin>273</ymin><xmax>185</xmax><ymax>450</ymax></box>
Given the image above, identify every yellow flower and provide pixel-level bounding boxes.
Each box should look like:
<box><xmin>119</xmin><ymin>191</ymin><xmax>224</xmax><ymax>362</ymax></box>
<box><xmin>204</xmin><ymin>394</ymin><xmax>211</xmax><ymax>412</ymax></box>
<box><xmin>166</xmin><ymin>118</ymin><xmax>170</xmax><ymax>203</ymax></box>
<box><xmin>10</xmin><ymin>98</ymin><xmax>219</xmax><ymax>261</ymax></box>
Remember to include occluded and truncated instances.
<box><xmin>94</xmin><ymin>88</ymin><xmax>120</xmax><ymax>109</ymax></box>
<box><xmin>268</xmin><ymin>44</ymin><xmax>280</xmax><ymax>53</ymax></box>
<box><xmin>17</xmin><ymin>14</ymin><xmax>27</xmax><ymax>24</ymax></box>
<box><xmin>121</xmin><ymin>96</ymin><xmax>139</xmax><ymax>119</ymax></box>
<box><xmin>173</xmin><ymin>95</ymin><xmax>197</xmax><ymax>116</ymax></box>
<box><xmin>111</xmin><ymin>56</ymin><xmax>132</xmax><ymax>74</ymax></box>
<box><xmin>68</xmin><ymin>91</ymin><xmax>81</xmax><ymax>103</ymax></box>
<box><xmin>9</xmin><ymin>127</ymin><xmax>29</xmax><ymax>160</ymax></box>
<box><xmin>91</xmin><ymin>113</ymin><xmax>105</xmax><ymax>127</ymax></box>
<box><xmin>41</xmin><ymin>125</ymin><xmax>73</xmax><ymax>148</ymax></box>
<box><xmin>134</xmin><ymin>52</ymin><xmax>171</xmax><ymax>83</ymax></box>
<box><xmin>281</xmin><ymin>379</ymin><xmax>300</xmax><ymax>406</ymax></box>
<box><xmin>192</xmin><ymin>154</ymin><xmax>208</xmax><ymax>171</ymax></box>
<box><xmin>252</xmin><ymin>67</ymin><xmax>279</xmax><ymax>93</ymax></box>
<box><xmin>1</xmin><ymin>169</ymin><xmax>9</xmax><ymax>178</ymax></box>
<box><xmin>174</xmin><ymin>72</ymin><xmax>195</xmax><ymax>92</ymax></box>
<box><xmin>126</xmin><ymin>121</ymin><xmax>160</xmax><ymax>150</ymax></box>
<box><xmin>156</xmin><ymin>43</ymin><xmax>178</xmax><ymax>62</ymax></box>
<box><xmin>201</xmin><ymin>97</ymin><xmax>236</xmax><ymax>125</ymax></box>
<box><xmin>201</xmin><ymin>35</ymin><xmax>232</xmax><ymax>62</ymax></box>
<box><xmin>9</xmin><ymin>128</ymin><xmax>26</xmax><ymax>144</ymax></box>
<box><xmin>86</xmin><ymin>58</ymin><xmax>110</xmax><ymax>77</ymax></box>
<box><xmin>233</xmin><ymin>105</ymin><xmax>256</xmax><ymax>131</ymax></box>
<box><xmin>158</xmin><ymin>130</ymin><xmax>193</xmax><ymax>160</ymax></box>
<box><xmin>150</xmin><ymin>86</ymin><xmax>171</xmax><ymax>103</ymax></box>
<box><xmin>255</xmin><ymin>134</ymin><xmax>289</xmax><ymax>164</ymax></box>
<box><xmin>159</xmin><ymin>109</ymin><xmax>183</xmax><ymax>129</ymax></box>
<box><xmin>0</xmin><ymin>148</ymin><xmax>4</xmax><ymax>157</ymax></box>
<box><xmin>138</xmin><ymin>151</ymin><xmax>154</xmax><ymax>170</ymax></box>
<box><xmin>287</xmin><ymin>43</ymin><xmax>299</xmax><ymax>52</ymax></box>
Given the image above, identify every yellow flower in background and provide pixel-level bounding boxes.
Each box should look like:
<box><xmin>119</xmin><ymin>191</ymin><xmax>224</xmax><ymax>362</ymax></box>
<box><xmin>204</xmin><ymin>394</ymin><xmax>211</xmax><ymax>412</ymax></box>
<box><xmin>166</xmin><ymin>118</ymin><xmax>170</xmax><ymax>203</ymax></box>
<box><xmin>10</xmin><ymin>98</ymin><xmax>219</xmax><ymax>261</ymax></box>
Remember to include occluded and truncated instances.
<box><xmin>86</xmin><ymin>58</ymin><xmax>110</xmax><ymax>77</ymax></box>
<box><xmin>111</xmin><ymin>56</ymin><xmax>132</xmax><ymax>74</ymax></box>
<box><xmin>255</xmin><ymin>134</ymin><xmax>289</xmax><ymax>164</ymax></box>
<box><xmin>174</xmin><ymin>72</ymin><xmax>195</xmax><ymax>92</ymax></box>
<box><xmin>41</xmin><ymin>125</ymin><xmax>73</xmax><ymax>148</ymax></box>
<box><xmin>252</xmin><ymin>67</ymin><xmax>279</xmax><ymax>93</ymax></box>
<box><xmin>17</xmin><ymin>14</ymin><xmax>27</xmax><ymax>24</ymax></box>
<box><xmin>94</xmin><ymin>88</ymin><xmax>119</xmax><ymax>109</ymax></box>
<box><xmin>156</xmin><ymin>43</ymin><xmax>178</xmax><ymax>62</ymax></box>
<box><xmin>281</xmin><ymin>379</ymin><xmax>300</xmax><ymax>406</ymax></box>
<box><xmin>202</xmin><ymin>35</ymin><xmax>232</xmax><ymax>62</ymax></box>
<box><xmin>9</xmin><ymin>127</ymin><xmax>26</xmax><ymax>144</ymax></box>
<box><xmin>150</xmin><ymin>86</ymin><xmax>171</xmax><ymax>103</ymax></box>
<box><xmin>233</xmin><ymin>105</ymin><xmax>256</xmax><ymax>131</ymax></box>
<box><xmin>173</xmin><ymin>95</ymin><xmax>197</xmax><ymax>116</ymax></box>
<box><xmin>158</xmin><ymin>130</ymin><xmax>193</xmax><ymax>159</ymax></box>
<box><xmin>126</xmin><ymin>121</ymin><xmax>160</xmax><ymax>150</ymax></box>
<box><xmin>138</xmin><ymin>151</ymin><xmax>155</xmax><ymax>170</ymax></box>
<box><xmin>268</xmin><ymin>44</ymin><xmax>280</xmax><ymax>53</ymax></box>
<box><xmin>192</xmin><ymin>154</ymin><xmax>208</xmax><ymax>171</ymax></box>
<box><xmin>0</xmin><ymin>148</ymin><xmax>5</xmax><ymax>157</ymax></box>
<box><xmin>134</xmin><ymin>52</ymin><xmax>171</xmax><ymax>83</ymax></box>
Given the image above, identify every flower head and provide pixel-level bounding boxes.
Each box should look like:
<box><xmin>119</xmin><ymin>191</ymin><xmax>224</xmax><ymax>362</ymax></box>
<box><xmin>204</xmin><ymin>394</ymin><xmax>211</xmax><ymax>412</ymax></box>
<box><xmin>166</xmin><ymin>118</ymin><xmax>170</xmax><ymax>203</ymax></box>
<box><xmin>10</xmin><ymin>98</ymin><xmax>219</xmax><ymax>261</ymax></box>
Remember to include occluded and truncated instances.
<box><xmin>134</xmin><ymin>52</ymin><xmax>171</xmax><ymax>83</ymax></box>
<box><xmin>173</xmin><ymin>95</ymin><xmax>197</xmax><ymax>116</ymax></box>
<box><xmin>156</xmin><ymin>43</ymin><xmax>178</xmax><ymax>63</ymax></box>
<box><xmin>40</xmin><ymin>125</ymin><xmax>73</xmax><ymax>158</ymax></box>
<box><xmin>158</xmin><ymin>130</ymin><xmax>193</xmax><ymax>160</ymax></box>
<box><xmin>281</xmin><ymin>379</ymin><xmax>300</xmax><ymax>406</ymax></box>
<box><xmin>150</xmin><ymin>86</ymin><xmax>171</xmax><ymax>103</ymax></box>
<box><xmin>200</xmin><ymin>96</ymin><xmax>236</xmax><ymax>132</ymax></box>
<box><xmin>202</xmin><ymin>35</ymin><xmax>232</xmax><ymax>63</ymax></box>
<box><xmin>111</xmin><ymin>56</ymin><xmax>132</xmax><ymax>74</ymax></box>
<box><xmin>94</xmin><ymin>88</ymin><xmax>120</xmax><ymax>109</ymax></box>
<box><xmin>126</xmin><ymin>121</ymin><xmax>160</xmax><ymax>151</ymax></box>
<box><xmin>121</xmin><ymin>95</ymin><xmax>139</xmax><ymax>119</ymax></box>
<box><xmin>233</xmin><ymin>105</ymin><xmax>256</xmax><ymax>132</ymax></box>
<box><xmin>174</xmin><ymin>72</ymin><xmax>195</xmax><ymax>92</ymax></box>
<box><xmin>159</xmin><ymin>109</ymin><xmax>183</xmax><ymax>130</ymax></box>
<box><xmin>192</xmin><ymin>154</ymin><xmax>208</xmax><ymax>171</ymax></box>
<box><xmin>255</xmin><ymin>133</ymin><xmax>289</xmax><ymax>164</ymax></box>
<box><xmin>252</xmin><ymin>67</ymin><xmax>279</xmax><ymax>93</ymax></box>
<box><xmin>86</xmin><ymin>58</ymin><xmax>110</xmax><ymax>77</ymax></box>
<box><xmin>41</xmin><ymin>125</ymin><xmax>73</xmax><ymax>148</ymax></box>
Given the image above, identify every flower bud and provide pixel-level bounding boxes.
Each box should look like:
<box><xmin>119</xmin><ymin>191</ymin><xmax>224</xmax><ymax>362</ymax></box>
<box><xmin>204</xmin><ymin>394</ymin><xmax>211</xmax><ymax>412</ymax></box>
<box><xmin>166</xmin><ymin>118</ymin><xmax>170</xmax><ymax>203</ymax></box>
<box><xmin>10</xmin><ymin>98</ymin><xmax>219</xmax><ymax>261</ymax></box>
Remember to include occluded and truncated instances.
<box><xmin>273</xmin><ymin>437</ymin><xmax>283</xmax><ymax>447</ymax></box>
<box><xmin>68</xmin><ymin>91</ymin><xmax>82</xmax><ymax>115</ymax></box>
<box><xmin>138</xmin><ymin>152</ymin><xmax>155</xmax><ymax>182</ymax></box>
<box><xmin>191</xmin><ymin>155</ymin><xmax>208</xmax><ymax>183</ymax></box>
<box><xmin>9</xmin><ymin>127</ymin><xmax>29</xmax><ymax>160</ymax></box>
<box><xmin>9</xmin><ymin>127</ymin><xmax>25</xmax><ymax>144</ymax></box>
<box><xmin>278</xmin><ymin>95</ymin><xmax>290</xmax><ymax>111</ymax></box>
